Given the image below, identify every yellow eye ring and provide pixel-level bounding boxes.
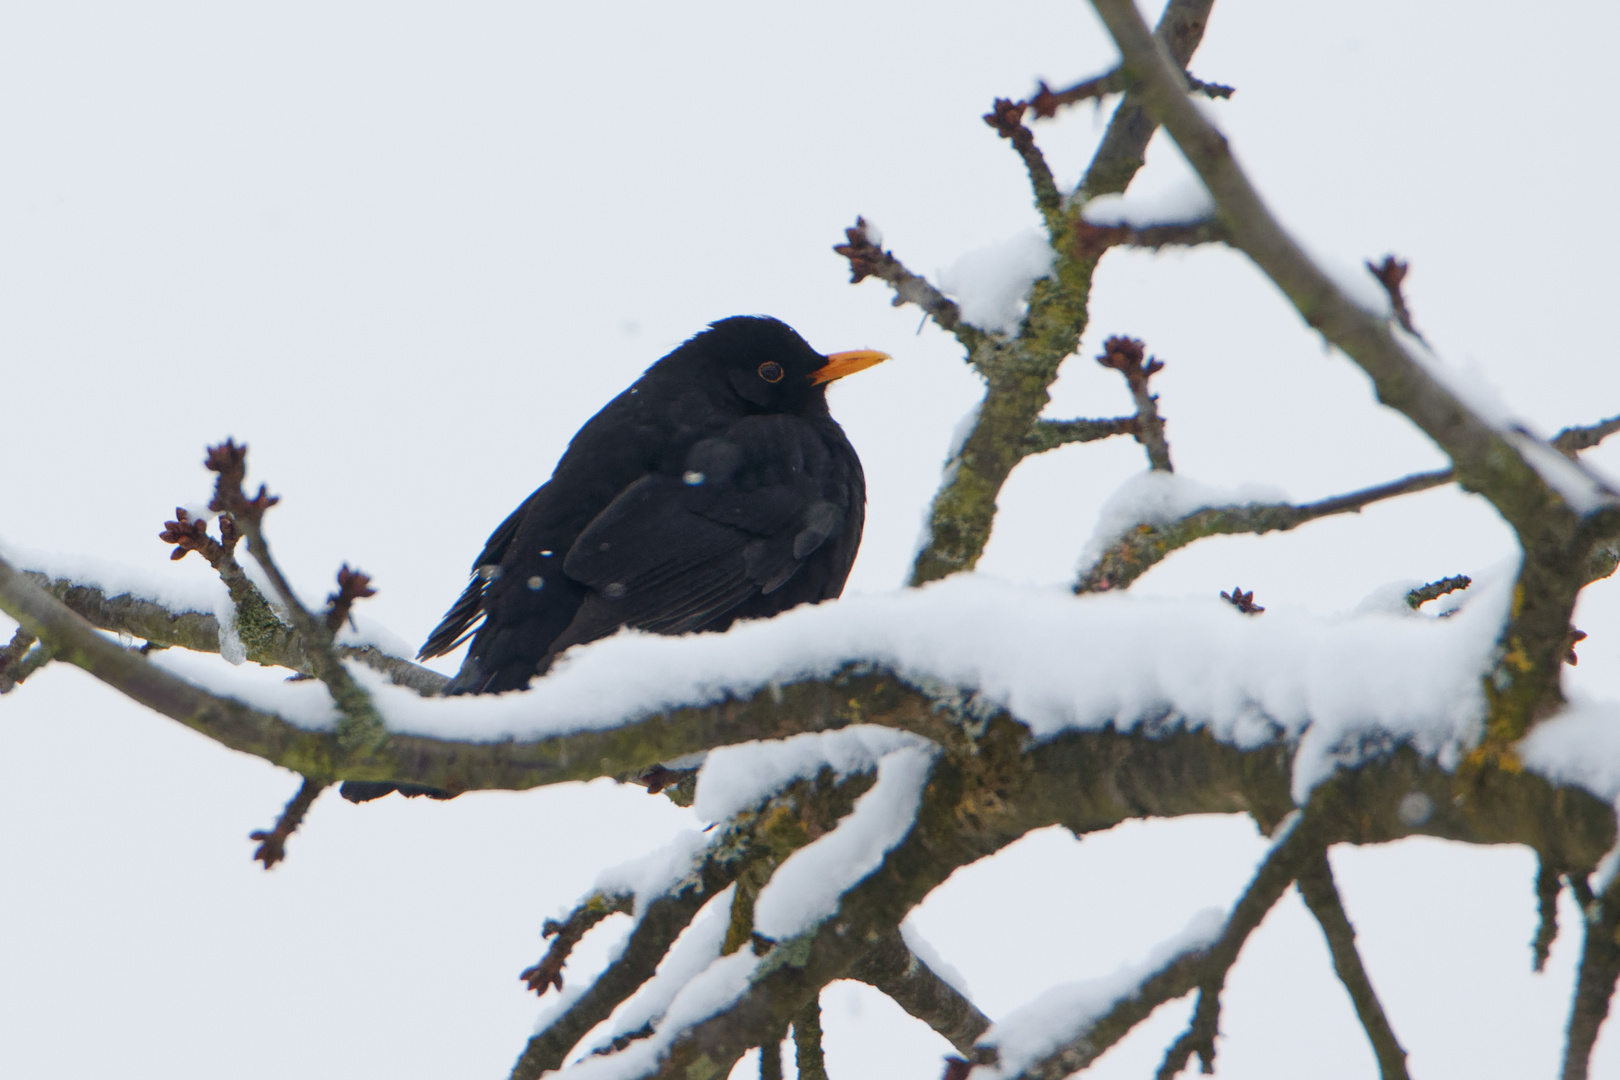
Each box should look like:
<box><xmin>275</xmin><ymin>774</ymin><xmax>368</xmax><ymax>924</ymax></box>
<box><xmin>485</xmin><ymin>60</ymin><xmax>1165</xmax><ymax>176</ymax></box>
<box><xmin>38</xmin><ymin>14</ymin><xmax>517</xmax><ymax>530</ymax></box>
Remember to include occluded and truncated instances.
<box><xmin>758</xmin><ymin>361</ymin><xmax>784</xmax><ymax>383</ymax></box>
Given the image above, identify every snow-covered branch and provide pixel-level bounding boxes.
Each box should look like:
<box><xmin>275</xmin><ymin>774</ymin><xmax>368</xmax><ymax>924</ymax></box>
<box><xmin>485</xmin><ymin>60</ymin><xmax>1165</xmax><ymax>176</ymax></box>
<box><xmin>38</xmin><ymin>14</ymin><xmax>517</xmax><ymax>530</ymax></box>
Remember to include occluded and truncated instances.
<box><xmin>1075</xmin><ymin>467</ymin><xmax>1454</xmax><ymax>593</ymax></box>
<box><xmin>1087</xmin><ymin>0</ymin><xmax>1620</xmax><ymax>754</ymax></box>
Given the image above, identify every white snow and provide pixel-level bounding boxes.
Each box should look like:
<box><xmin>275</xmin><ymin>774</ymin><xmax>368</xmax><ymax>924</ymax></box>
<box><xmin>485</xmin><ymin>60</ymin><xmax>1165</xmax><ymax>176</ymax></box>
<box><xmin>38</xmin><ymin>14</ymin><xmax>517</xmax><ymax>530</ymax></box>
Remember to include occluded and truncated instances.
<box><xmin>936</xmin><ymin>230</ymin><xmax>1056</xmax><ymax>334</ymax></box>
<box><xmin>1520</xmin><ymin>698</ymin><xmax>1620</xmax><ymax>802</ymax></box>
<box><xmin>751</xmin><ymin>745</ymin><xmax>936</xmax><ymax>940</ymax></box>
<box><xmin>557</xmin><ymin>919</ymin><xmax>759</xmax><ymax>1078</ymax></box>
<box><xmin>970</xmin><ymin>907</ymin><xmax>1225</xmax><ymax>1078</ymax></box>
<box><xmin>1504</xmin><ymin>430</ymin><xmax>1617</xmax><ymax>516</ymax></box>
<box><xmin>592</xmin><ymin>829</ymin><xmax>714</xmax><ymax>914</ymax></box>
<box><xmin>578</xmin><ymin>886</ymin><xmax>734</xmax><ymax>1052</ymax></box>
<box><xmin>75</xmin><ymin>562</ymin><xmax>1530</xmax><ymax>806</ymax></box>
<box><xmin>1080</xmin><ymin>184</ymin><xmax>1213</xmax><ymax>227</ymax></box>
<box><xmin>692</xmin><ymin>726</ymin><xmax>932</xmax><ymax>823</ymax></box>
<box><xmin>1076</xmin><ymin>470</ymin><xmax>1288</xmax><ymax>574</ymax></box>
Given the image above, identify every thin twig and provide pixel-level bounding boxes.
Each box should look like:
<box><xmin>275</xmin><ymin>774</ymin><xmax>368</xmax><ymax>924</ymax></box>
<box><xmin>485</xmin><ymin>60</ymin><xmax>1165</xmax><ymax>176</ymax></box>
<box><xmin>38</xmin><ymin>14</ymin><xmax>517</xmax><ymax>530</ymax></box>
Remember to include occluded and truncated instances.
<box><xmin>1534</xmin><ymin>856</ymin><xmax>1563</xmax><ymax>973</ymax></box>
<box><xmin>248</xmin><ymin>775</ymin><xmax>330</xmax><ymax>869</ymax></box>
<box><xmin>834</xmin><ymin>218</ymin><xmax>975</xmax><ymax>344</ymax></box>
<box><xmin>0</xmin><ymin>626</ymin><xmax>41</xmax><ymax>693</ymax></box>
<box><xmin>984</xmin><ymin>98</ymin><xmax>1062</xmax><ymax>224</ymax></box>
<box><xmin>1074</xmin><ymin>217</ymin><xmax>1229</xmax><ymax>260</ymax></box>
<box><xmin>1023</xmin><ymin>415</ymin><xmax>1138</xmax><ymax>456</ymax></box>
<box><xmin>1405</xmin><ymin>574</ymin><xmax>1472</xmax><ymax>610</ymax></box>
<box><xmin>1077</xmin><ymin>468</ymin><xmax>1454</xmax><ymax>594</ymax></box>
<box><xmin>1554</xmin><ymin>414</ymin><xmax>1620</xmax><ymax>457</ymax></box>
<box><xmin>1366</xmin><ymin>255</ymin><xmax>1423</xmax><ymax>341</ymax></box>
<box><xmin>1295</xmin><ymin>848</ymin><xmax>1409</xmax><ymax>1080</ymax></box>
<box><xmin>1561</xmin><ymin>881</ymin><xmax>1620</xmax><ymax>1079</ymax></box>
<box><xmin>1096</xmin><ymin>335</ymin><xmax>1172</xmax><ymax>471</ymax></box>
<box><xmin>521</xmin><ymin>892</ymin><xmax>635</xmax><ymax>995</ymax></box>
<box><xmin>205</xmin><ymin>440</ymin><xmax>387</xmax><ymax>754</ymax></box>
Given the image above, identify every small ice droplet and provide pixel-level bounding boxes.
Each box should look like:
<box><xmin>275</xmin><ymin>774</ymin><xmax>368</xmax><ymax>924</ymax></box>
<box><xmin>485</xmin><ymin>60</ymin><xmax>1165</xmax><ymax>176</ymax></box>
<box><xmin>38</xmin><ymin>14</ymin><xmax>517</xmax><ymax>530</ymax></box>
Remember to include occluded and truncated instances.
<box><xmin>477</xmin><ymin>564</ymin><xmax>503</xmax><ymax>581</ymax></box>
<box><xmin>1397</xmin><ymin>791</ymin><xmax>1433</xmax><ymax>826</ymax></box>
<box><xmin>527</xmin><ymin>576</ymin><xmax>544</xmax><ymax>590</ymax></box>
<box><xmin>683</xmin><ymin>471</ymin><xmax>705</xmax><ymax>486</ymax></box>
<box><xmin>604</xmin><ymin>582</ymin><xmax>627</xmax><ymax>598</ymax></box>
<box><xmin>539</xmin><ymin>550</ymin><xmax>554</xmax><ymax>557</ymax></box>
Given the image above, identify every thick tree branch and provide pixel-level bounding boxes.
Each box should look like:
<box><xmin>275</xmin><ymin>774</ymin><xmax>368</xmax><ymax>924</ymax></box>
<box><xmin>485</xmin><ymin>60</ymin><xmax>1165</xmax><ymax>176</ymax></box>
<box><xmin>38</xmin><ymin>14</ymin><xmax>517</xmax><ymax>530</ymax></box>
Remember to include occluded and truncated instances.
<box><xmin>1296</xmin><ymin>849</ymin><xmax>1409</xmax><ymax>1080</ymax></box>
<box><xmin>791</xmin><ymin>997</ymin><xmax>827</xmax><ymax>1080</ymax></box>
<box><xmin>1087</xmin><ymin>0</ymin><xmax>1620</xmax><ymax>749</ymax></box>
<box><xmin>1077</xmin><ymin>468</ymin><xmax>1454</xmax><ymax>593</ymax></box>
<box><xmin>902</xmin><ymin>0</ymin><xmax>1220</xmax><ymax>587</ymax></box>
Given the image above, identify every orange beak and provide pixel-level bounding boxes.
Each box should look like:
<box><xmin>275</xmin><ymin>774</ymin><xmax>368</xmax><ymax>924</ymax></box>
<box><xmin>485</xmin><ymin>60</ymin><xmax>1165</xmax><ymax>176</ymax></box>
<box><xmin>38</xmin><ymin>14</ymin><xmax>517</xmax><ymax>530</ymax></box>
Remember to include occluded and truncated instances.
<box><xmin>811</xmin><ymin>348</ymin><xmax>890</xmax><ymax>385</ymax></box>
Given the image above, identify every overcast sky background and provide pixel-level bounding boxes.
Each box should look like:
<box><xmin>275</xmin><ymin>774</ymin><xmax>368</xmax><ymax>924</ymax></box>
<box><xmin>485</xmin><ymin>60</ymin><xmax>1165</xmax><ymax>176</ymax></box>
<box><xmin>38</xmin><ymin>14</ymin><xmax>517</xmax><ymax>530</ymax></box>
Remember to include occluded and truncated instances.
<box><xmin>4</xmin><ymin>1</ymin><xmax>1620</xmax><ymax>1078</ymax></box>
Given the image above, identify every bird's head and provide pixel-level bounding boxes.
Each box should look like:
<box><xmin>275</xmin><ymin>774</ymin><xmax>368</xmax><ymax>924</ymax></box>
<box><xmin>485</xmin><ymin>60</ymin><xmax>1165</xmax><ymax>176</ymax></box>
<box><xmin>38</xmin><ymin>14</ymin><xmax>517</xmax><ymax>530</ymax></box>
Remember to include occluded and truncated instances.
<box><xmin>690</xmin><ymin>315</ymin><xmax>889</xmax><ymax>415</ymax></box>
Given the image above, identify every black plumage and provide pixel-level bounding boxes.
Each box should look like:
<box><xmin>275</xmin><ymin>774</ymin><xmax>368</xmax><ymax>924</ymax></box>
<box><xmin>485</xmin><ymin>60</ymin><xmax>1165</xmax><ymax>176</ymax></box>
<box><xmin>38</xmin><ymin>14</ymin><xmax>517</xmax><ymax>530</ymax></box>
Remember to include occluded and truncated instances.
<box><xmin>420</xmin><ymin>315</ymin><xmax>887</xmax><ymax>695</ymax></box>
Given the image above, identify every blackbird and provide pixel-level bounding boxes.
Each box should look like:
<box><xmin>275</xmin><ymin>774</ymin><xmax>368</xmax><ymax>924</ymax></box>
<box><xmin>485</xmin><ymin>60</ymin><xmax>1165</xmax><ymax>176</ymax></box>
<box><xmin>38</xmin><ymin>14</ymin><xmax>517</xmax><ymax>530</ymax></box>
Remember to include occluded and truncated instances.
<box><xmin>423</xmin><ymin>315</ymin><xmax>888</xmax><ymax>695</ymax></box>
<box><xmin>343</xmin><ymin>318</ymin><xmax>884</xmax><ymax>802</ymax></box>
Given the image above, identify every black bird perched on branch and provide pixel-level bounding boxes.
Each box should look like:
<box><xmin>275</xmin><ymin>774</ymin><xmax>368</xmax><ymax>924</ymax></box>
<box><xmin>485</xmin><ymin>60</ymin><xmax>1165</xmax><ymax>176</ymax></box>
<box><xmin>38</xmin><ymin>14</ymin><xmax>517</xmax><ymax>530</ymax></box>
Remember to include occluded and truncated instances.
<box><xmin>422</xmin><ymin>315</ymin><xmax>888</xmax><ymax>695</ymax></box>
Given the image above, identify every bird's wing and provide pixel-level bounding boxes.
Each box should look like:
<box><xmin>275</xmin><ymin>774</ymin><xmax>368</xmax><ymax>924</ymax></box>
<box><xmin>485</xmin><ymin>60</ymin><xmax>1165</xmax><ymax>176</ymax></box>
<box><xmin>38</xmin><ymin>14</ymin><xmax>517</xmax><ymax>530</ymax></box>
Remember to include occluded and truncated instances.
<box><xmin>555</xmin><ymin>414</ymin><xmax>855</xmax><ymax>648</ymax></box>
<box><xmin>417</xmin><ymin>499</ymin><xmax>530</xmax><ymax>660</ymax></box>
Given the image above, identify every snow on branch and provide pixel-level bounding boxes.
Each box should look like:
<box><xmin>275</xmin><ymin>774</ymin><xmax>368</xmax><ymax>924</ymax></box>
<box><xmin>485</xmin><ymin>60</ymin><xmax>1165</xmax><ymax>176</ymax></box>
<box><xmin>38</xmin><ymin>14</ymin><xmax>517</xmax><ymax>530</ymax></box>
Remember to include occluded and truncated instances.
<box><xmin>1086</xmin><ymin>0</ymin><xmax>1620</xmax><ymax>754</ymax></box>
<box><xmin>1076</xmin><ymin>468</ymin><xmax>1453</xmax><ymax>593</ymax></box>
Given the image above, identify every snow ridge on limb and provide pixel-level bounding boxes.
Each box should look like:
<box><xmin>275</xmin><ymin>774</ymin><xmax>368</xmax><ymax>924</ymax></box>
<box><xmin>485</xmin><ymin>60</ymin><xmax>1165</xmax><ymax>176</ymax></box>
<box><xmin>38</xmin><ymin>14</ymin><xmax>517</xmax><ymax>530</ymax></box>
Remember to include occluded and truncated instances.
<box><xmin>1085</xmin><ymin>0</ymin><xmax>1620</xmax><ymax>753</ymax></box>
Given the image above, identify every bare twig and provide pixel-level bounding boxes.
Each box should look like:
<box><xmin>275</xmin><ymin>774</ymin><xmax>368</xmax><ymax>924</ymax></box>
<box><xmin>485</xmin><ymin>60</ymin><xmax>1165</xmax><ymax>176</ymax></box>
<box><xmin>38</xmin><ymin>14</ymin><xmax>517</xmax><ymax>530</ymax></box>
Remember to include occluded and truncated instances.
<box><xmin>1554</xmin><ymin>414</ymin><xmax>1620</xmax><ymax>457</ymax></box>
<box><xmin>1534</xmin><ymin>857</ymin><xmax>1563</xmax><ymax>973</ymax></box>
<box><xmin>1077</xmin><ymin>468</ymin><xmax>1454</xmax><ymax>594</ymax></box>
<box><xmin>834</xmin><ymin>218</ymin><xmax>974</xmax><ymax>344</ymax></box>
<box><xmin>1023</xmin><ymin>66</ymin><xmax>1229</xmax><ymax>122</ymax></box>
<box><xmin>983</xmin><ymin>98</ymin><xmax>1062</xmax><ymax>223</ymax></box>
<box><xmin>249</xmin><ymin>775</ymin><xmax>329</xmax><ymax>869</ymax></box>
<box><xmin>522</xmin><ymin>892</ymin><xmax>635</xmax><ymax>995</ymax></box>
<box><xmin>1366</xmin><ymin>255</ymin><xmax>1423</xmax><ymax>341</ymax></box>
<box><xmin>1561</xmin><ymin>881</ymin><xmax>1620</xmax><ymax>1079</ymax></box>
<box><xmin>1220</xmin><ymin>586</ymin><xmax>1264</xmax><ymax>615</ymax></box>
<box><xmin>1405</xmin><ymin>574</ymin><xmax>1472</xmax><ymax>610</ymax></box>
<box><xmin>204</xmin><ymin>440</ymin><xmax>386</xmax><ymax>754</ymax></box>
<box><xmin>1296</xmin><ymin>849</ymin><xmax>1409</xmax><ymax>1080</ymax></box>
<box><xmin>1023</xmin><ymin>415</ymin><xmax>1138</xmax><ymax>456</ymax></box>
<box><xmin>1096</xmin><ymin>335</ymin><xmax>1172</xmax><ymax>471</ymax></box>
<box><xmin>325</xmin><ymin>564</ymin><xmax>376</xmax><ymax>633</ymax></box>
<box><xmin>0</xmin><ymin>625</ymin><xmax>40</xmax><ymax>693</ymax></box>
<box><xmin>1073</xmin><ymin>217</ymin><xmax>1229</xmax><ymax>260</ymax></box>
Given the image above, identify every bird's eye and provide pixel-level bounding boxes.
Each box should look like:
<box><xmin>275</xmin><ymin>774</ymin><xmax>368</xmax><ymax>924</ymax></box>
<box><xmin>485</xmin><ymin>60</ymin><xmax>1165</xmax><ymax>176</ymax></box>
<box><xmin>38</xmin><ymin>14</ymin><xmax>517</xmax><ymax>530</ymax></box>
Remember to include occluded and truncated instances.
<box><xmin>757</xmin><ymin>361</ymin><xmax>784</xmax><ymax>383</ymax></box>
